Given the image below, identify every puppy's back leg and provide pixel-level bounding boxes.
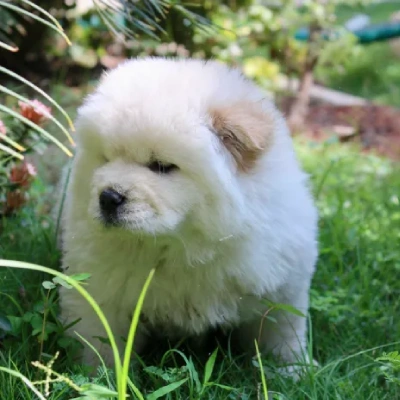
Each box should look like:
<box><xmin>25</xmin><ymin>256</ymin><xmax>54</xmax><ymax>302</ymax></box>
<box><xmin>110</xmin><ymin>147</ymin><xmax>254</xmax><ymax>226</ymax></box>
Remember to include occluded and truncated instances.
<box><xmin>237</xmin><ymin>283</ymin><xmax>313</xmax><ymax>378</ymax></box>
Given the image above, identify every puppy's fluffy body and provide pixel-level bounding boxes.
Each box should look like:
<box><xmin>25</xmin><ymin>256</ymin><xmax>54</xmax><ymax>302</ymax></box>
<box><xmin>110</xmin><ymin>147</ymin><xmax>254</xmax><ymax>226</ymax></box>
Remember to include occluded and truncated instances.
<box><xmin>60</xmin><ymin>58</ymin><xmax>318</xmax><ymax>368</ymax></box>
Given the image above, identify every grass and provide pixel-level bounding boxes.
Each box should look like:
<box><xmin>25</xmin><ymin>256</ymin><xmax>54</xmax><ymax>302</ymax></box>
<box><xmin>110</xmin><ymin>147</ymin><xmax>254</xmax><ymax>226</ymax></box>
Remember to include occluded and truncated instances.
<box><xmin>0</xmin><ymin>134</ymin><xmax>399</xmax><ymax>399</ymax></box>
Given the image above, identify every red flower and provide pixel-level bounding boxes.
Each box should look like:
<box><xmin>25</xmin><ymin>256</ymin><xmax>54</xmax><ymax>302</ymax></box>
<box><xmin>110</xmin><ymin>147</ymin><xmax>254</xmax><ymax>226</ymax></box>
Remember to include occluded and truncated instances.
<box><xmin>9</xmin><ymin>161</ymin><xmax>37</xmax><ymax>188</ymax></box>
<box><xmin>18</xmin><ymin>99</ymin><xmax>51</xmax><ymax>125</ymax></box>
<box><xmin>6</xmin><ymin>190</ymin><xmax>27</xmax><ymax>212</ymax></box>
<box><xmin>0</xmin><ymin>119</ymin><xmax>6</xmax><ymax>135</ymax></box>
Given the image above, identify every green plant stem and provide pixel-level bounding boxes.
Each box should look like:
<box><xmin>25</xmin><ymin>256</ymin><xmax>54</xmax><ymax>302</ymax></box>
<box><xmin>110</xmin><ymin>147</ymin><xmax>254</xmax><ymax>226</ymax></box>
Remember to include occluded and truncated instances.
<box><xmin>120</xmin><ymin>268</ymin><xmax>155</xmax><ymax>400</ymax></box>
<box><xmin>38</xmin><ymin>289</ymin><xmax>51</xmax><ymax>363</ymax></box>
<box><xmin>254</xmin><ymin>340</ymin><xmax>268</xmax><ymax>399</ymax></box>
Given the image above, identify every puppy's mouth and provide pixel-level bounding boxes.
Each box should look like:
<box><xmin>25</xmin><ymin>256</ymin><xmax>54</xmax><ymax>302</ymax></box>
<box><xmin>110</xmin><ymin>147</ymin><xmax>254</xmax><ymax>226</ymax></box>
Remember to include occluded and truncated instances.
<box><xmin>99</xmin><ymin>213</ymin><xmax>122</xmax><ymax>228</ymax></box>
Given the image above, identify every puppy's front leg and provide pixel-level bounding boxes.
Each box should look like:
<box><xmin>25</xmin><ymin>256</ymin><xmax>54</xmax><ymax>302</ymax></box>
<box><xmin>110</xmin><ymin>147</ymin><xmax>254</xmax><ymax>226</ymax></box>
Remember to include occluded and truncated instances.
<box><xmin>60</xmin><ymin>288</ymin><xmax>148</xmax><ymax>368</ymax></box>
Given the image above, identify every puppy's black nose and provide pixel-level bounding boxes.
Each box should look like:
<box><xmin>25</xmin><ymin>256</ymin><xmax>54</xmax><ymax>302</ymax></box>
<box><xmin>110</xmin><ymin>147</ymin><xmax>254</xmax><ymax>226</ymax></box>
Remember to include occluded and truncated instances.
<box><xmin>99</xmin><ymin>188</ymin><xmax>125</xmax><ymax>216</ymax></box>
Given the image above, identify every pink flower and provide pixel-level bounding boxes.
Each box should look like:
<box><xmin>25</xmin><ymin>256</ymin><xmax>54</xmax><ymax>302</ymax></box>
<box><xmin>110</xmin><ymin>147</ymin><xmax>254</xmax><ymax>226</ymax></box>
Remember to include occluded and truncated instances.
<box><xmin>9</xmin><ymin>161</ymin><xmax>37</xmax><ymax>188</ymax></box>
<box><xmin>0</xmin><ymin>119</ymin><xmax>6</xmax><ymax>135</ymax></box>
<box><xmin>18</xmin><ymin>99</ymin><xmax>51</xmax><ymax>125</ymax></box>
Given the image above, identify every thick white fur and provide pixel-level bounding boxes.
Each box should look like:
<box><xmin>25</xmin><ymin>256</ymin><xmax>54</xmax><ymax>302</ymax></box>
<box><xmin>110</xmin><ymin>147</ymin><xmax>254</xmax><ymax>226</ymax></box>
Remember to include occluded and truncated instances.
<box><xmin>59</xmin><ymin>58</ymin><xmax>318</xmax><ymax>371</ymax></box>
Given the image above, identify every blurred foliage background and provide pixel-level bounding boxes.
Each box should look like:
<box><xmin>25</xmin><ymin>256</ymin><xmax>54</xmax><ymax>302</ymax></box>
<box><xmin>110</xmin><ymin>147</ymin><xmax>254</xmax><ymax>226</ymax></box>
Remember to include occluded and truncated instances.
<box><xmin>2</xmin><ymin>0</ymin><xmax>400</xmax><ymax>102</ymax></box>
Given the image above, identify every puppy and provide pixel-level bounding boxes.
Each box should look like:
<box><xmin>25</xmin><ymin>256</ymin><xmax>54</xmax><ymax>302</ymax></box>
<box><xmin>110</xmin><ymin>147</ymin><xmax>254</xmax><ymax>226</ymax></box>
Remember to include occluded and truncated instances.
<box><xmin>59</xmin><ymin>58</ymin><xmax>318</xmax><ymax>373</ymax></box>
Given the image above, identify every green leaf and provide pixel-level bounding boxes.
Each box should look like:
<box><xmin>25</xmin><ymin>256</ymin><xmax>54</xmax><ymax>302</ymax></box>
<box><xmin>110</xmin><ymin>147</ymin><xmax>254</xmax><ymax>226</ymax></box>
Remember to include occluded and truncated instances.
<box><xmin>70</xmin><ymin>397</ymin><xmax>92</xmax><ymax>400</ymax></box>
<box><xmin>187</xmin><ymin>356</ymin><xmax>201</xmax><ymax>393</ymax></box>
<box><xmin>79</xmin><ymin>383</ymin><xmax>119</xmax><ymax>397</ymax></box>
<box><xmin>203</xmin><ymin>348</ymin><xmax>218</xmax><ymax>385</ymax></box>
<box><xmin>42</xmin><ymin>281</ymin><xmax>56</xmax><ymax>290</ymax></box>
<box><xmin>52</xmin><ymin>276</ymin><xmax>73</xmax><ymax>289</ymax></box>
<box><xmin>30</xmin><ymin>314</ymin><xmax>43</xmax><ymax>330</ymax></box>
<box><xmin>266</xmin><ymin>315</ymin><xmax>278</xmax><ymax>324</ymax></box>
<box><xmin>210</xmin><ymin>383</ymin><xmax>235</xmax><ymax>391</ymax></box>
<box><xmin>32</xmin><ymin>328</ymin><xmax>42</xmax><ymax>336</ymax></box>
<box><xmin>147</xmin><ymin>378</ymin><xmax>188</xmax><ymax>400</ymax></box>
<box><xmin>7</xmin><ymin>316</ymin><xmax>23</xmax><ymax>335</ymax></box>
<box><xmin>93</xmin><ymin>336</ymin><xmax>111</xmax><ymax>345</ymax></box>
<box><xmin>44</xmin><ymin>321</ymin><xmax>58</xmax><ymax>334</ymax></box>
<box><xmin>57</xmin><ymin>336</ymin><xmax>76</xmax><ymax>349</ymax></box>
<box><xmin>70</xmin><ymin>273</ymin><xmax>92</xmax><ymax>282</ymax></box>
<box><xmin>33</xmin><ymin>301</ymin><xmax>45</xmax><ymax>313</ymax></box>
<box><xmin>22</xmin><ymin>312</ymin><xmax>34</xmax><ymax>322</ymax></box>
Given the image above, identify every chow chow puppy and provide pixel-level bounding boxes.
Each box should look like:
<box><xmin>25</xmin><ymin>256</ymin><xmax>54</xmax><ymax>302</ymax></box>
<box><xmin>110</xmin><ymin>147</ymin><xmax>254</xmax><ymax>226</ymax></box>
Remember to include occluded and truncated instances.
<box><xmin>59</xmin><ymin>57</ymin><xmax>318</xmax><ymax>374</ymax></box>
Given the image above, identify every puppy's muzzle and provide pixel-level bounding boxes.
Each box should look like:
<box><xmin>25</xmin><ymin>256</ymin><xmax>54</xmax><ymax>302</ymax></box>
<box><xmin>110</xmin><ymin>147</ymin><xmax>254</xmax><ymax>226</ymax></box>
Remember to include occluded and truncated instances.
<box><xmin>99</xmin><ymin>188</ymin><xmax>125</xmax><ymax>224</ymax></box>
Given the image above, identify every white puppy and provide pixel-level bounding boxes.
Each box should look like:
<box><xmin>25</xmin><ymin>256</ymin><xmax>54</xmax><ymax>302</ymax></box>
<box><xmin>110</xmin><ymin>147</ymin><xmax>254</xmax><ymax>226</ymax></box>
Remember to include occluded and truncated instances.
<box><xmin>59</xmin><ymin>57</ymin><xmax>318</xmax><ymax>372</ymax></box>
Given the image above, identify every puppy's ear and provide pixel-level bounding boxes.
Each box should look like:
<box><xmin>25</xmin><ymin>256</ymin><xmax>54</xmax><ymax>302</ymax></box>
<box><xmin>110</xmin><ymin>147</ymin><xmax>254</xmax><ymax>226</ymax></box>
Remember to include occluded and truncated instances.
<box><xmin>210</xmin><ymin>102</ymin><xmax>274</xmax><ymax>172</ymax></box>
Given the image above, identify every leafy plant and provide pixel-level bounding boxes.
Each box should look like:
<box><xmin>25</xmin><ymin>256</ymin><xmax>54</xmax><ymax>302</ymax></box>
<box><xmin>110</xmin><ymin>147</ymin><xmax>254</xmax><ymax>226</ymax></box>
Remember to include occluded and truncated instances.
<box><xmin>376</xmin><ymin>351</ymin><xmax>400</xmax><ymax>386</ymax></box>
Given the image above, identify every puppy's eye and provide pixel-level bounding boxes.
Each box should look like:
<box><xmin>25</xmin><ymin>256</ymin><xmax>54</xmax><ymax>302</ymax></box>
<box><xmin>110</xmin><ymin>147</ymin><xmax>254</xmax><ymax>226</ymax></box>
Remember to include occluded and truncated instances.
<box><xmin>147</xmin><ymin>161</ymin><xmax>178</xmax><ymax>174</ymax></box>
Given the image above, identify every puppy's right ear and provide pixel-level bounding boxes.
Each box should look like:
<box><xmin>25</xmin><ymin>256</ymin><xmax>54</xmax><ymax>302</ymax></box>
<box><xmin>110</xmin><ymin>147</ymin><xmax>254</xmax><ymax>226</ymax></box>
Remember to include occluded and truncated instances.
<box><xmin>210</xmin><ymin>102</ymin><xmax>274</xmax><ymax>172</ymax></box>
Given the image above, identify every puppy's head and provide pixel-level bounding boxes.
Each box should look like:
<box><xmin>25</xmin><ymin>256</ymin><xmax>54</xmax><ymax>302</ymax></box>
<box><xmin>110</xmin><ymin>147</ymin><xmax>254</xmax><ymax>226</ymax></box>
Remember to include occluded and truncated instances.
<box><xmin>71</xmin><ymin>58</ymin><xmax>277</xmax><ymax>237</ymax></box>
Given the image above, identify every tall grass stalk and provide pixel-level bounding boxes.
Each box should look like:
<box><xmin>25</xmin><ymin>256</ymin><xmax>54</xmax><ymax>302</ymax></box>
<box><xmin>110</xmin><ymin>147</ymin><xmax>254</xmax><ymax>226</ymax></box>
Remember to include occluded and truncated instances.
<box><xmin>0</xmin><ymin>259</ymin><xmax>155</xmax><ymax>400</ymax></box>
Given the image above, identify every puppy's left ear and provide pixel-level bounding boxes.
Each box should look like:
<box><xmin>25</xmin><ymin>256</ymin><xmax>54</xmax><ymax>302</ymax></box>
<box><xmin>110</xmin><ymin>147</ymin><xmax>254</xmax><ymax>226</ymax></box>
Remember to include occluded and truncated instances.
<box><xmin>210</xmin><ymin>102</ymin><xmax>274</xmax><ymax>172</ymax></box>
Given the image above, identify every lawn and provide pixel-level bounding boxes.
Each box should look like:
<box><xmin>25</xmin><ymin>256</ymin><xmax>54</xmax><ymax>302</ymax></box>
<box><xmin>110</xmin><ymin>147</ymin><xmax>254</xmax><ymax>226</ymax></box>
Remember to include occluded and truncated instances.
<box><xmin>1</xmin><ymin>130</ymin><xmax>399</xmax><ymax>399</ymax></box>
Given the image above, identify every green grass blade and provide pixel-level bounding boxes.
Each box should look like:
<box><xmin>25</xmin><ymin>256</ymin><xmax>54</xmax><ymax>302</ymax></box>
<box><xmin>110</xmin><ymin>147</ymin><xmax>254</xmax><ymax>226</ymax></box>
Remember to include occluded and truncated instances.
<box><xmin>0</xmin><ymin>84</ymin><xmax>75</xmax><ymax>146</ymax></box>
<box><xmin>127</xmin><ymin>376</ymin><xmax>146</xmax><ymax>400</ymax></box>
<box><xmin>74</xmin><ymin>331</ymin><xmax>113</xmax><ymax>389</ymax></box>
<box><xmin>120</xmin><ymin>268</ymin><xmax>155</xmax><ymax>400</ymax></box>
<box><xmin>203</xmin><ymin>348</ymin><xmax>218</xmax><ymax>386</ymax></box>
<box><xmin>19</xmin><ymin>0</ymin><xmax>64</xmax><ymax>31</ymax></box>
<box><xmin>254</xmin><ymin>340</ymin><xmax>268</xmax><ymax>399</ymax></box>
<box><xmin>0</xmin><ymin>131</ymin><xmax>26</xmax><ymax>152</ymax></box>
<box><xmin>0</xmin><ymin>40</ymin><xmax>18</xmax><ymax>52</ymax></box>
<box><xmin>315</xmin><ymin>159</ymin><xmax>336</xmax><ymax>199</ymax></box>
<box><xmin>93</xmin><ymin>1</ymin><xmax>126</xmax><ymax>41</ymax></box>
<box><xmin>0</xmin><ymin>367</ymin><xmax>46</xmax><ymax>400</ymax></box>
<box><xmin>147</xmin><ymin>378</ymin><xmax>188</xmax><ymax>400</ymax></box>
<box><xmin>0</xmin><ymin>142</ymin><xmax>24</xmax><ymax>160</ymax></box>
<box><xmin>0</xmin><ymin>67</ymin><xmax>75</xmax><ymax>131</ymax></box>
<box><xmin>0</xmin><ymin>1</ymin><xmax>71</xmax><ymax>45</ymax></box>
<box><xmin>0</xmin><ymin>104</ymin><xmax>73</xmax><ymax>157</ymax></box>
